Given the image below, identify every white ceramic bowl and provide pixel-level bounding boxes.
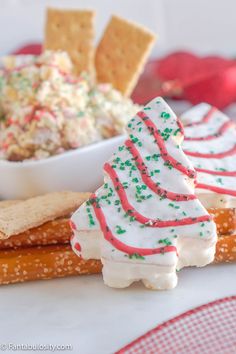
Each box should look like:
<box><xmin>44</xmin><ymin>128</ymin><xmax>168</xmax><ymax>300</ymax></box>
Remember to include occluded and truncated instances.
<box><xmin>0</xmin><ymin>135</ymin><xmax>125</xmax><ymax>200</ymax></box>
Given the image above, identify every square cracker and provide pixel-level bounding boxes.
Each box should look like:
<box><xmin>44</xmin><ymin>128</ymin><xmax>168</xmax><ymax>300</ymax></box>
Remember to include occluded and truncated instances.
<box><xmin>44</xmin><ymin>8</ymin><xmax>95</xmax><ymax>76</ymax></box>
<box><xmin>0</xmin><ymin>200</ymin><xmax>20</xmax><ymax>209</ymax></box>
<box><xmin>0</xmin><ymin>191</ymin><xmax>91</xmax><ymax>239</ymax></box>
<box><xmin>95</xmin><ymin>15</ymin><xmax>156</xmax><ymax>96</ymax></box>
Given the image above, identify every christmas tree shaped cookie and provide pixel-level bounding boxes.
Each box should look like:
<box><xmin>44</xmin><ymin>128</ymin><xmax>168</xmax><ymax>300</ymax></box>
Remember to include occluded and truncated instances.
<box><xmin>71</xmin><ymin>97</ymin><xmax>217</xmax><ymax>290</ymax></box>
<box><xmin>181</xmin><ymin>103</ymin><xmax>236</xmax><ymax>208</ymax></box>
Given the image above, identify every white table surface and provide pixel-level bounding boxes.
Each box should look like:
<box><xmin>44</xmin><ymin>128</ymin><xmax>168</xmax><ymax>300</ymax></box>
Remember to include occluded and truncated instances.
<box><xmin>0</xmin><ymin>263</ymin><xmax>235</xmax><ymax>354</ymax></box>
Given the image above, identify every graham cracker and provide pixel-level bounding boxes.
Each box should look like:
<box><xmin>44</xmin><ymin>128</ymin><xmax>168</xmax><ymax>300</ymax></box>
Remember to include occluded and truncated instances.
<box><xmin>95</xmin><ymin>15</ymin><xmax>156</xmax><ymax>96</ymax></box>
<box><xmin>0</xmin><ymin>191</ymin><xmax>90</xmax><ymax>239</ymax></box>
<box><xmin>44</xmin><ymin>8</ymin><xmax>95</xmax><ymax>76</ymax></box>
<box><xmin>0</xmin><ymin>200</ymin><xmax>20</xmax><ymax>209</ymax></box>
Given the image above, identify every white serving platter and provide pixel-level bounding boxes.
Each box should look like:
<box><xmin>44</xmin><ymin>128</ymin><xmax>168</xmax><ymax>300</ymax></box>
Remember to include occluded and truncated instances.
<box><xmin>0</xmin><ymin>264</ymin><xmax>235</xmax><ymax>354</ymax></box>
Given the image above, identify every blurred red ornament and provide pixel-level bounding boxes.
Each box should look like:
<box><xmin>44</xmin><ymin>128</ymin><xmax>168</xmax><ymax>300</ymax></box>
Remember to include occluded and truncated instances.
<box><xmin>132</xmin><ymin>51</ymin><xmax>236</xmax><ymax>109</ymax></box>
<box><xmin>12</xmin><ymin>43</ymin><xmax>42</xmax><ymax>55</ymax></box>
<box><xmin>157</xmin><ymin>51</ymin><xmax>199</xmax><ymax>82</ymax></box>
<box><xmin>184</xmin><ymin>65</ymin><xmax>236</xmax><ymax>109</ymax></box>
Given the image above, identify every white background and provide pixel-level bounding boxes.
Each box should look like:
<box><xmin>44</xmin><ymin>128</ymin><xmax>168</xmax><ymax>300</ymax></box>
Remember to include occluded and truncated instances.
<box><xmin>0</xmin><ymin>0</ymin><xmax>236</xmax><ymax>57</ymax></box>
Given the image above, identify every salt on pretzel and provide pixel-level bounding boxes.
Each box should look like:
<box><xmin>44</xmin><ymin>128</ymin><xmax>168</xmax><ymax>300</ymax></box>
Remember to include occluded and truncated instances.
<box><xmin>0</xmin><ymin>244</ymin><xmax>102</xmax><ymax>285</ymax></box>
<box><xmin>208</xmin><ymin>208</ymin><xmax>236</xmax><ymax>235</ymax></box>
<box><xmin>215</xmin><ymin>233</ymin><xmax>236</xmax><ymax>263</ymax></box>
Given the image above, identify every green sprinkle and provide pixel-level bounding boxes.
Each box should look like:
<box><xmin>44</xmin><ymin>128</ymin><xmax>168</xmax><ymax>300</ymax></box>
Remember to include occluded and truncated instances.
<box><xmin>125</xmin><ymin>160</ymin><xmax>132</xmax><ymax>166</ymax></box>
<box><xmin>128</xmin><ymin>253</ymin><xmax>145</xmax><ymax>260</ymax></box>
<box><xmin>140</xmin><ymin>224</ymin><xmax>146</xmax><ymax>228</ymax></box>
<box><xmin>158</xmin><ymin>238</ymin><xmax>172</xmax><ymax>246</ymax></box>
<box><xmin>216</xmin><ymin>177</ymin><xmax>223</xmax><ymax>185</ymax></box>
<box><xmin>160</xmin><ymin>111</ymin><xmax>171</xmax><ymax>119</ymax></box>
<box><xmin>132</xmin><ymin>178</ymin><xmax>139</xmax><ymax>183</ymax></box>
<box><xmin>161</xmin><ymin>128</ymin><xmax>173</xmax><ymax>141</ymax></box>
<box><xmin>216</xmin><ymin>167</ymin><xmax>226</xmax><ymax>172</ymax></box>
<box><xmin>173</xmin><ymin>128</ymin><xmax>181</xmax><ymax>136</ymax></box>
<box><xmin>115</xmin><ymin>226</ymin><xmax>126</xmax><ymax>235</ymax></box>
<box><xmin>168</xmin><ymin>203</ymin><xmax>180</xmax><ymax>209</ymax></box>
<box><xmin>164</xmin><ymin>161</ymin><xmax>173</xmax><ymax>170</ymax></box>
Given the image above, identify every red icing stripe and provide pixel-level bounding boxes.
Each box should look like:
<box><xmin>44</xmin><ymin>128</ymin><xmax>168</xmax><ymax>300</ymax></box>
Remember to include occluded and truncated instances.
<box><xmin>69</xmin><ymin>220</ymin><xmax>77</xmax><ymax>231</ymax></box>
<box><xmin>196</xmin><ymin>168</ymin><xmax>236</xmax><ymax>177</ymax></box>
<box><xmin>184</xmin><ymin>144</ymin><xmax>236</xmax><ymax>158</ymax></box>
<box><xmin>196</xmin><ymin>183</ymin><xmax>236</xmax><ymax>197</ymax></box>
<box><xmin>137</xmin><ymin>112</ymin><xmax>196</xmax><ymax>179</ymax></box>
<box><xmin>90</xmin><ymin>193</ymin><xmax>177</xmax><ymax>256</ymax></box>
<box><xmin>177</xmin><ymin>118</ymin><xmax>185</xmax><ymax>136</ymax></box>
<box><xmin>104</xmin><ymin>163</ymin><xmax>211</xmax><ymax>227</ymax></box>
<box><xmin>125</xmin><ymin>140</ymin><xmax>196</xmax><ymax>201</ymax></box>
<box><xmin>184</xmin><ymin>107</ymin><xmax>217</xmax><ymax>127</ymax></box>
<box><xmin>185</xmin><ymin>121</ymin><xmax>234</xmax><ymax>141</ymax></box>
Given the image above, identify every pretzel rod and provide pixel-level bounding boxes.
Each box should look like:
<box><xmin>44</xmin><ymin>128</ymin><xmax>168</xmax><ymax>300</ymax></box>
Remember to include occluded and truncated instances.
<box><xmin>0</xmin><ymin>207</ymin><xmax>235</xmax><ymax>250</ymax></box>
<box><xmin>0</xmin><ymin>218</ymin><xmax>71</xmax><ymax>250</ymax></box>
<box><xmin>0</xmin><ymin>244</ymin><xmax>102</xmax><ymax>285</ymax></box>
<box><xmin>0</xmin><ymin>231</ymin><xmax>235</xmax><ymax>285</ymax></box>
<box><xmin>208</xmin><ymin>208</ymin><xmax>236</xmax><ymax>235</ymax></box>
<box><xmin>0</xmin><ymin>210</ymin><xmax>234</xmax><ymax>251</ymax></box>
